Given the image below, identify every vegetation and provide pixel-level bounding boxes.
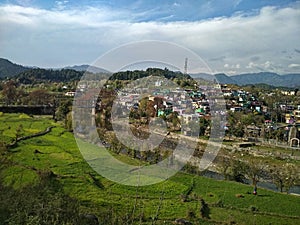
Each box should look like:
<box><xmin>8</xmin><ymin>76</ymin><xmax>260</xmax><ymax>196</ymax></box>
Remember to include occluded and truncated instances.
<box><xmin>0</xmin><ymin>113</ymin><xmax>299</xmax><ymax>225</ymax></box>
<box><xmin>15</xmin><ymin>68</ymin><xmax>83</xmax><ymax>84</ymax></box>
<box><xmin>0</xmin><ymin>63</ymin><xmax>300</xmax><ymax>224</ymax></box>
<box><xmin>0</xmin><ymin>58</ymin><xmax>29</xmax><ymax>79</ymax></box>
<box><xmin>110</xmin><ymin>68</ymin><xmax>193</xmax><ymax>82</ymax></box>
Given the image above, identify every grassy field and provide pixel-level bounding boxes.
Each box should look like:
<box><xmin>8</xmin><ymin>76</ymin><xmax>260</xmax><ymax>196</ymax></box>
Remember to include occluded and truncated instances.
<box><xmin>0</xmin><ymin>113</ymin><xmax>299</xmax><ymax>224</ymax></box>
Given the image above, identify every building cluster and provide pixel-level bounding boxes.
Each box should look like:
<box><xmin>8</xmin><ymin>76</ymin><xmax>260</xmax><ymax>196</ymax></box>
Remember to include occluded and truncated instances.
<box><xmin>72</xmin><ymin>78</ymin><xmax>300</xmax><ymax>141</ymax></box>
<box><xmin>217</xmin><ymin>84</ymin><xmax>266</xmax><ymax>113</ymax></box>
<box><xmin>113</xmin><ymin>80</ymin><xmax>225</xmax><ymax>124</ymax></box>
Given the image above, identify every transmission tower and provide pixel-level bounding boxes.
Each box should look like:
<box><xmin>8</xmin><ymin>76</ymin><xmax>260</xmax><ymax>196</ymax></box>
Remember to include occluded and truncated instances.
<box><xmin>184</xmin><ymin>58</ymin><xmax>188</xmax><ymax>74</ymax></box>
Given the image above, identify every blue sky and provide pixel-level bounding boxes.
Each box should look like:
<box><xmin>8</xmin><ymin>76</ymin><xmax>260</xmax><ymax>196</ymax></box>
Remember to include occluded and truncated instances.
<box><xmin>2</xmin><ymin>0</ymin><xmax>297</xmax><ymax>21</ymax></box>
<box><xmin>0</xmin><ymin>0</ymin><xmax>299</xmax><ymax>74</ymax></box>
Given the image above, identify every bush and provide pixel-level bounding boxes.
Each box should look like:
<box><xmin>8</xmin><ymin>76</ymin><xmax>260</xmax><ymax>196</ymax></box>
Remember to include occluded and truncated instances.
<box><xmin>0</xmin><ymin>171</ymin><xmax>86</xmax><ymax>225</ymax></box>
<box><xmin>200</xmin><ymin>198</ymin><xmax>210</xmax><ymax>219</ymax></box>
<box><xmin>186</xmin><ymin>208</ymin><xmax>196</xmax><ymax>219</ymax></box>
<box><xmin>249</xmin><ymin>205</ymin><xmax>259</xmax><ymax>212</ymax></box>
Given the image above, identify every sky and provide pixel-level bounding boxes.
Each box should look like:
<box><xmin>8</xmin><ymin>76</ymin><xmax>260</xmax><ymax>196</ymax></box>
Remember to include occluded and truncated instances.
<box><xmin>0</xmin><ymin>0</ymin><xmax>299</xmax><ymax>74</ymax></box>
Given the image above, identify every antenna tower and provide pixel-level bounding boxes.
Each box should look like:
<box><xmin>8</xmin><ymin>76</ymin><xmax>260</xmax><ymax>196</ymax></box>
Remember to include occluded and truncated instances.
<box><xmin>184</xmin><ymin>58</ymin><xmax>188</xmax><ymax>74</ymax></box>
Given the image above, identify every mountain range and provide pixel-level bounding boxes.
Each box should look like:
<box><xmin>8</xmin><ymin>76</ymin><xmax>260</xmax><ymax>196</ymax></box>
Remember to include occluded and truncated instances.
<box><xmin>0</xmin><ymin>58</ymin><xmax>31</xmax><ymax>78</ymax></box>
<box><xmin>191</xmin><ymin>72</ymin><xmax>300</xmax><ymax>88</ymax></box>
<box><xmin>64</xmin><ymin>64</ymin><xmax>110</xmax><ymax>74</ymax></box>
<box><xmin>0</xmin><ymin>58</ymin><xmax>110</xmax><ymax>79</ymax></box>
<box><xmin>0</xmin><ymin>58</ymin><xmax>299</xmax><ymax>88</ymax></box>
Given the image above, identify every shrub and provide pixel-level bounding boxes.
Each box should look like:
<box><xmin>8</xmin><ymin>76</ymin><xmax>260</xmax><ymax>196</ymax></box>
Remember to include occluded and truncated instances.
<box><xmin>200</xmin><ymin>198</ymin><xmax>210</xmax><ymax>219</ymax></box>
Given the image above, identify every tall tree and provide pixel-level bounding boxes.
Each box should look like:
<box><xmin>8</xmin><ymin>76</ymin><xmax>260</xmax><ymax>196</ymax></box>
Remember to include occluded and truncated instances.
<box><xmin>1</xmin><ymin>80</ymin><xmax>17</xmax><ymax>105</ymax></box>
<box><xmin>270</xmin><ymin>163</ymin><xmax>299</xmax><ymax>193</ymax></box>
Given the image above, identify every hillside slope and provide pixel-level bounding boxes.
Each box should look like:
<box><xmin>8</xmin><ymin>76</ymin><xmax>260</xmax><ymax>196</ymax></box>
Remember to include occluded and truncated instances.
<box><xmin>0</xmin><ymin>58</ymin><xmax>30</xmax><ymax>78</ymax></box>
<box><xmin>191</xmin><ymin>72</ymin><xmax>300</xmax><ymax>88</ymax></box>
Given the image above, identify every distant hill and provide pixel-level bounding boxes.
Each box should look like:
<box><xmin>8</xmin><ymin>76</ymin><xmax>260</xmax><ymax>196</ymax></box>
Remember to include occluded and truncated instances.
<box><xmin>64</xmin><ymin>65</ymin><xmax>111</xmax><ymax>74</ymax></box>
<box><xmin>0</xmin><ymin>58</ymin><xmax>30</xmax><ymax>78</ymax></box>
<box><xmin>190</xmin><ymin>73</ymin><xmax>215</xmax><ymax>81</ymax></box>
<box><xmin>1</xmin><ymin>58</ymin><xmax>299</xmax><ymax>87</ymax></box>
<box><xmin>231</xmin><ymin>72</ymin><xmax>299</xmax><ymax>87</ymax></box>
<box><xmin>215</xmin><ymin>73</ymin><xmax>238</xmax><ymax>84</ymax></box>
<box><xmin>191</xmin><ymin>72</ymin><xmax>300</xmax><ymax>88</ymax></box>
<box><xmin>110</xmin><ymin>67</ymin><xmax>192</xmax><ymax>80</ymax></box>
<box><xmin>15</xmin><ymin>68</ymin><xmax>83</xmax><ymax>84</ymax></box>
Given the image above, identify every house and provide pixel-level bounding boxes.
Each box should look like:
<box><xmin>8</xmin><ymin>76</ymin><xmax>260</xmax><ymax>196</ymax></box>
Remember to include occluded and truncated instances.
<box><xmin>293</xmin><ymin>110</ymin><xmax>300</xmax><ymax>124</ymax></box>
<box><xmin>245</xmin><ymin>125</ymin><xmax>261</xmax><ymax>138</ymax></box>
<box><xmin>281</xmin><ymin>90</ymin><xmax>296</xmax><ymax>96</ymax></box>
<box><xmin>250</xmin><ymin>101</ymin><xmax>262</xmax><ymax>112</ymax></box>
<box><xmin>264</xmin><ymin>120</ymin><xmax>273</xmax><ymax>128</ymax></box>
<box><xmin>180</xmin><ymin>113</ymin><xmax>199</xmax><ymax>124</ymax></box>
<box><xmin>222</xmin><ymin>88</ymin><xmax>232</xmax><ymax>97</ymax></box>
<box><xmin>65</xmin><ymin>91</ymin><xmax>75</xmax><ymax>97</ymax></box>
<box><xmin>230</xmin><ymin>107</ymin><xmax>242</xmax><ymax>112</ymax></box>
<box><xmin>173</xmin><ymin>107</ymin><xmax>185</xmax><ymax>115</ymax></box>
<box><xmin>286</xmin><ymin>113</ymin><xmax>294</xmax><ymax>124</ymax></box>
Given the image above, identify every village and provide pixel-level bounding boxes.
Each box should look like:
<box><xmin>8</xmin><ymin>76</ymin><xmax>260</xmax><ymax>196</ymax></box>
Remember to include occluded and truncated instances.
<box><xmin>84</xmin><ymin>77</ymin><xmax>300</xmax><ymax>149</ymax></box>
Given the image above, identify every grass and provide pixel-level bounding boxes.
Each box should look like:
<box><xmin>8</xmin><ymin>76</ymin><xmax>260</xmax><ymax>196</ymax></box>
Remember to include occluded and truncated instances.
<box><xmin>0</xmin><ymin>113</ymin><xmax>299</xmax><ymax>224</ymax></box>
<box><xmin>253</xmin><ymin>144</ymin><xmax>300</xmax><ymax>157</ymax></box>
<box><xmin>0</xmin><ymin>113</ymin><xmax>54</xmax><ymax>143</ymax></box>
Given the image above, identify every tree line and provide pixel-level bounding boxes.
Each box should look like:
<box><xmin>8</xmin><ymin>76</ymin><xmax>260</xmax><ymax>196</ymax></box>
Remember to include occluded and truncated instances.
<box><xmin>14</xmin><ymin>68</ymin><xmax>84</xmax><ymax>84</ymax></box>
<box><xmin>110</xmin><ymin>68</ymin><xmax>192</xmax><ymax>81</ymax></box>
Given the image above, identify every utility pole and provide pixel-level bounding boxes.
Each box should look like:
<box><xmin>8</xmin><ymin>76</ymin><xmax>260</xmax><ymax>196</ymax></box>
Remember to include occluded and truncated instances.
<box><xmin>184</xmin><ymin>58</ymin><xmax>188</xmax><ymax>75</ymax></box>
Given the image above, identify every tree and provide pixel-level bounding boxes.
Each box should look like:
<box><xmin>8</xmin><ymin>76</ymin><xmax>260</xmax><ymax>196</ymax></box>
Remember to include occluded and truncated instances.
<box><xmin>227</xmin><ymin>112</ymin><xmax>244</xmax><ymax>139</ymax></box>
<box><xmin>218</xmin><ymin>156</ymin><xmax>231</xmax><ymax>180</ymax></box>
<box><xmin>200</xmin><ymin>198</ymin><xmax>210</xmax><ymax>219</ymax></box>
<box><xmin>270</xmin><ymin>164</ymin><xmax>299</xmax><ymax>193</ymax></box>
<box><xmin>55</xmin><ymin>99</ymin><xmax>72</xmax><ymax>121</ymax></box>
<box><xmin>138</xmin><ymin>97</ymin><xmax>155</xmax><ymax>118</ymax></box>
<box><xmin>199</xmin><ymin>117</ymin><xmax>210</xmax><ymax>136</ymax></box>
<box><xmin>28</xmin><ymin>89</ymin><xmax>52</xmax><ymax>105</ymax></box>
<box><xmin>1</xmin><ymin>80</ymin><xmax>17</xmax><ymax>105</ymax></box>
<box><xmin>65</xmin><ymin>111</ymin><xmax>73</xmax><ymax>131</ymax></box>
<box><xmin>15</xmin><ymin>124</ymin><xmax>24</xmax><ymax>141</ymax></box>
<box><xmin>244</xmin><ymin>159</ymin><xmax>265</xmax><ymax>194</ymax></box>
<box><xmin>165</xmin><ymin>112</ymin><xmax>180</xmax><ymax>131</ymax></box>
<box><xmin>0</xmin><ymin>170</ymin><xmax>87</xmax><ymax>225</ymax></box>
<box><xmin>231</xmin><ymin>160</ymin><xmax>247</xmax><ymax>183</ymax></box>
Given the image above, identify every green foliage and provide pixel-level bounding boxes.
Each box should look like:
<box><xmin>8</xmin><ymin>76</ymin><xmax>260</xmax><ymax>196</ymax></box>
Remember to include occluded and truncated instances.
<box><xmin>64</xmin><ymin>111</ymin><xmax>73</xmax><ymax>131</ymax></box>
<box><xmin>110</xmin><ymin>68</ymin><xmax>193</xmax><ymax>82</ymax></box>
<box><xmin>270</xmin><ymin>163</ymin><xmax>300</xmax><ymax>193</ymax></box>
<box><xmin>15</xmin><ymin>68</ymin><xmax>83</xmax><ymax>84</ymax></box>
<box><xmin>55</xmin><ymin>99</ymin><xmax>73</xmax><ymax>121</ymax></box>
<box><xmin>0</xmin><ymin>172</ymin><xmax>85</xmax><ymax>225</ymax></box>
<box><xmin>231</xmin><ymin>160</ymin><xmax>248</xmax><ymax>183</ymax></box>
<box><xmin>199</xmin><ymin>117</ymin><xmax>210</xmax><ymax>136</ymax></box>
<box><xmin>0</xmin><ymin>114</ymin><xmax>300</xmax><ymax>225</ymax></box>
<box><xmin>200</xmin><ymin>198</ymin><xmax>210</xmax><ymax>219</ymax></box>
<box><xmin>1</xmin><ymin>80</ymin><xmax>18</xmax><ymax>105</ymax></box>
<box><xmin>0</xmin><ymin>113</ymin><xmax>53</xmax><ymax>145</ymax></box>
<box><xmin>0</xmin><ymin>58</ymin><xmax>29</xmax><ymax>78</ymax></box>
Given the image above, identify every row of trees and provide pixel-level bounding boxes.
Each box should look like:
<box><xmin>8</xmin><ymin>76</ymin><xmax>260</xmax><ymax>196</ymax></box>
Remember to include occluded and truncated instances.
<box><xmin>218</xmin><ymin>157</ymin><xmax>299</xmax><ymax>193</ymax></box>
<box><xmin>0</xmin><ymin>80</ymin><xmax>53</xmax><ymax>105</ymax></box>
<box><xmin>15</xmin><ymin>68</ymin><xmax>83</xmax><ymax>84</ymax></box>
<box><xmin>225</xmin><ymin>110</ymin><xmax>291</xmax><ymax>142</ymax></box>
<box><xmin>110</xmin><ymin>68</ymin><xmax>192</xmax><ymax>81</ymax></box>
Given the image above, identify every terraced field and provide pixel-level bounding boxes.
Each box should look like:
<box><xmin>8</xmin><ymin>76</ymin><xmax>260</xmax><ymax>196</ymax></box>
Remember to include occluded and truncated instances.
<box><xmin>0</xmin><ymin>113</ymin><xmax>299</xmax><ymax>224</ymax></box>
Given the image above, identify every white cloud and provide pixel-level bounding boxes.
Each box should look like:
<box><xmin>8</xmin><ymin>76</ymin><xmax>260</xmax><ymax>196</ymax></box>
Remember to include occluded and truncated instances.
<box><xmin>224</xmin><ymin>63</ymin><xmax>240</xmax><ymax>69</ymax></box>
<box><xmin>288</xmin><ymin>63</ymin><xmax>300</xmax><ymax>68</ymax></box>
<box><xmin>246</xmin><ymin>62</ymin><xmax>255</xmax><ymax>69</ymax></box>
<box><xmin>0</xmin><ymin>3</ymin><xmax>299</xmax><ymax>74</ymax></box>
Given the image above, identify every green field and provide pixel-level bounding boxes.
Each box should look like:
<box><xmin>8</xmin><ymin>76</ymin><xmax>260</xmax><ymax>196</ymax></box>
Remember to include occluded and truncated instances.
<box><xmin>0</xmin><ymin>113</ymin><xmax>299</xmax><ymax>225</ymax></box>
